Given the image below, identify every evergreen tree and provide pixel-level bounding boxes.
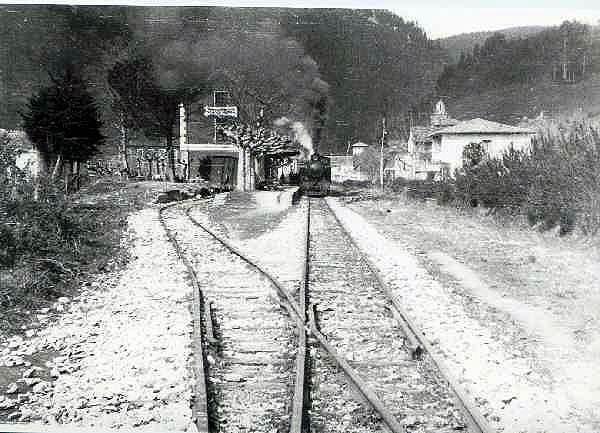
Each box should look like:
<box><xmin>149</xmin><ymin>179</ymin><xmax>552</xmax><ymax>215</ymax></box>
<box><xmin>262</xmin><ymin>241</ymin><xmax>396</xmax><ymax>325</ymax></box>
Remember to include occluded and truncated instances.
<box><xmin>22</xmin><ymin>67</ymin><xmax>104</xmax><ymax>182</ymax></box>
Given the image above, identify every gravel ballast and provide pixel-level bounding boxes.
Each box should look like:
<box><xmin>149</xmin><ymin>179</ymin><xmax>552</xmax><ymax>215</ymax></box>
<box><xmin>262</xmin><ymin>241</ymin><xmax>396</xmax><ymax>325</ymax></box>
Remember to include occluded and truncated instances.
<box><xmin>327</xmin><ymin>197</ymin><xmax>599</xmax><ymax>433</ymax></box>
<box><xmin>1</xmin><ymin>207</ymin><xmax>197</xmax><ymax>431</ymax></box>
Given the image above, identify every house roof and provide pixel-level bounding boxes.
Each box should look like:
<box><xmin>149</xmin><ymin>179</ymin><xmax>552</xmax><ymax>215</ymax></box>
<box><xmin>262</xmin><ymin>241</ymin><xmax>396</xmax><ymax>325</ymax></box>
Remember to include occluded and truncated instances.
<box><xmin>429</xmin><ymin>118</ymin><xmax>536</xmax><ymax>136</ymax></box>
<box><xmin>352</xmin><ymin>141</ymin><xmax>369</xmax><ymax>148</ymax></box>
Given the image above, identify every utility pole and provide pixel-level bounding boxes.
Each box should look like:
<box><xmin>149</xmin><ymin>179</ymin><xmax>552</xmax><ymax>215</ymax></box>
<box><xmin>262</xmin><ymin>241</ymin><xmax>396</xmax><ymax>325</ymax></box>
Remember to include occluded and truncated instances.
<box><xmin>379</xmin><ymin>117</ymin><xmax>386</xmax><ymax>190</ymax></box>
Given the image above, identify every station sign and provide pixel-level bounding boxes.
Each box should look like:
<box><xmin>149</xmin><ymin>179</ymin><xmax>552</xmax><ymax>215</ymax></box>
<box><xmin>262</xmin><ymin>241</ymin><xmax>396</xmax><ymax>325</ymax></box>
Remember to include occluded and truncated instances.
<box><xmin>204</xmin><ymin>106</ymin><xmax>238</xmax><ymax>118</ymax></box>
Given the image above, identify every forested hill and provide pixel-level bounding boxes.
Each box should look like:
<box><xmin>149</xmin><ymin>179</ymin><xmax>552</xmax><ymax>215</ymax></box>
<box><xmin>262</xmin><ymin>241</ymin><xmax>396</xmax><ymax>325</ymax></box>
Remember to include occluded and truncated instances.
<box><xmin>437</xmin><ymin>21</ymin><xmax>600</xmax><ymax>123</ymax></box>
<box><xmin>279</xmin><ymin>9</ymin><xmax>448</xmax><ymax>153</ymax></box>
<box><xmin>0</xmin><ymin>6</ymin><xmax>448</xmax><ymax>156</ymax></box>
<box><xmin>438</xmin><ymin>26</ymin><xmax>546</xmax><ymax>63</ymax></box>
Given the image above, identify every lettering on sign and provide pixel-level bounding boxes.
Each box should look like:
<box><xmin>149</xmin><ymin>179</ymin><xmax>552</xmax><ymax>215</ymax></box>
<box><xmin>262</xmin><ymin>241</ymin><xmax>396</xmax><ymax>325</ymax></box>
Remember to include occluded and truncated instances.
<box><xmin>203</xmin><ymin>106</ymin><xmax>238</xmax><ymax>118</ymax></box>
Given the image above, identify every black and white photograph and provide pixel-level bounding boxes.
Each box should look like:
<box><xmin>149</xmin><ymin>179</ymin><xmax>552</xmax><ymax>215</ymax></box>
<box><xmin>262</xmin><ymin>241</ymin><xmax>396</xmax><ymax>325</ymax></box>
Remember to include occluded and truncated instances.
<box><xmin>1</xmin><ymin>1</ymin><xmax>600</xmax><ymax>432</ymax></box>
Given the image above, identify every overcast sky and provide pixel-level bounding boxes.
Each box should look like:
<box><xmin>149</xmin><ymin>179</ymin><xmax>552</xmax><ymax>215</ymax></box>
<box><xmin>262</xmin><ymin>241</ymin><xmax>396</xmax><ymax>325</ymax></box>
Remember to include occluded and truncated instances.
<box><xmin>4</xmin><ymin>0</ymin><xmax>600</xmax><ymax>39</ymax></box>
<box><xmin>392</xmin><ymin>6</ymin><xmax>600</xmax><ymax>39</ymax></box>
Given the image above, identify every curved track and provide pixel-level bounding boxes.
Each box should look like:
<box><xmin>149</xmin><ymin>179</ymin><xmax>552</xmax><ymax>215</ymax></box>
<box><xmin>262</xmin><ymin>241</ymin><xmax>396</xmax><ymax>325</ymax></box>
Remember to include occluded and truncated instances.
<box><xmin>158</xmin><ymin>200</ymin><xmax>210</xmax><ymax>432</ymax></box>
<box><xmin>158</xmin><ymin>194</ymin><xmax>495</xmax><ymax>433</ymax></box>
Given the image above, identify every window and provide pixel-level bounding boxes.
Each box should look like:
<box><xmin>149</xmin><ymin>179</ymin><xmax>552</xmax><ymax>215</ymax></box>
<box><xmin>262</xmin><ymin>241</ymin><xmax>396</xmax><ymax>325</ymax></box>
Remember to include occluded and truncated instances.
<box><xmin>214</xmin><ymin>91</ymin><xmax>230</xmax><ymax>106</ymax></box>
<box><xmin>482</xmin><ymin>139</ymin><xmax>491</xmax><ymax>153</ymax></box>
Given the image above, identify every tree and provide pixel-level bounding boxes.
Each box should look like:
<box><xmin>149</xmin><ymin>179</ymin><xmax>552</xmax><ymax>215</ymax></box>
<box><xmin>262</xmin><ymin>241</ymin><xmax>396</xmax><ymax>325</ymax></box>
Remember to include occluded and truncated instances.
<box><xmin>22</xmin><ymin>67</ymin><xmax>104</xmax><ymax>189</ymax></box>
<box><xmin>462</xmin><ymin>142</ymin><xmax>486</xmax><ymax>168</ymax></box>
<box><xmin>108</xmin><ymin>54</ymin><xmax>202</xmax><ymax>182</ymax></box>
<box><xmin>354</xmin><ymin>145</ymin><xmax>394</xmax><ymax>183</ymax></box>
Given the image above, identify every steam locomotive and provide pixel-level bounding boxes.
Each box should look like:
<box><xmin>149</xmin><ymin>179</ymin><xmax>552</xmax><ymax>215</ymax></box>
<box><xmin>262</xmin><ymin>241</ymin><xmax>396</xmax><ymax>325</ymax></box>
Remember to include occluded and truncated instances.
<box><xmin>298</xmin><ymin>153</ymin><xmax>331</xmax><ymax>197</ymax></box>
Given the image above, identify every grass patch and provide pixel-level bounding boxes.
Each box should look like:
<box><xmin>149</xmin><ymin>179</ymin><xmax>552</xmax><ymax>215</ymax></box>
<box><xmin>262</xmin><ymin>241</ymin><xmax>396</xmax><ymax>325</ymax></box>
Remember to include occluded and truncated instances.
<box><xmin>0</xmin><ymin>177</ymin><xmax>160</xmax><ymax>335</ymax></box>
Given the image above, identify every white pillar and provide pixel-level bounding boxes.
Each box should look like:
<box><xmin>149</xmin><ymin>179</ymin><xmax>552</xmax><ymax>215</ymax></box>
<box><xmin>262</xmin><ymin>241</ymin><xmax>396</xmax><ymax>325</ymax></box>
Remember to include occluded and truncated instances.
<box><xmin>179</xmin><ymin>103</ymin><xmax>186</xmax><ymax>148</ymax></box>
<box><xmin>236</xmin><ymin>146</ymin><xmax>245</xmax><ymax>191</ymax></box>
<box><xmin>178</xmin><ymin>103</ymin><xmax>189</xmax><ymax>179</ymax></box>
<box><xmin>247</xmin><ymin>151</ymin><xmax>254</xmax><ymax>191</ymax></box>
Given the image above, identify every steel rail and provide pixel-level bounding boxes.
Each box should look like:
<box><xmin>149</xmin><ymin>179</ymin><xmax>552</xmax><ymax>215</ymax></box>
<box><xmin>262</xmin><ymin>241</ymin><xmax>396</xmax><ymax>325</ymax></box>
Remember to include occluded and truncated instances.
<box><xmin>305</xmin><ymin>197</ymin><xmax>406</xmax><ymax>433</ymax></box>
<box><xmin>158</xmin><ymin>200</ymin><xmax>211</xmax><ymax>433</ymax></box>
<box><xmin>324</xmin><ymin>198</ymin><xmax>496</xmax><ymax>433</ymax></box>
<box><xmin>306</xmin><ymin>307</ymin><xmax>406</xmax><ymax>433</ymax></box>
<box><xmin>290</xmin><ymin>198</ymin><xmax>310</xmax><ymax>433</ymax></box>
<box><xmin>185</xmin><ymin>197</ymin><xmax>406</xmax><ymax>433</ymax></box>
<box><xmin>184</xmin><ymin>200</ymin><xmax>308</xmax><ymax>433</ymax></box>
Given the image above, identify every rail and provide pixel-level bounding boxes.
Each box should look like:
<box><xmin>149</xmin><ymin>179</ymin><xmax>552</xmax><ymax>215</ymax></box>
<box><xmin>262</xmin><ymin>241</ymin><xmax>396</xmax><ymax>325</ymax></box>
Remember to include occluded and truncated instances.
<box><xmin>158</xmin><ymin>200</ymin><xmax>211</xmax><ymax>433</ymax></box>
<box><xmin>324</xmin><ymin>198</ymin><xmax>496</xmax><ymax>433</ymax></box>
<box><xmin>184</xmin><ymin>197</ymin><xmax>406</xmax><ymax>433</ymax></box>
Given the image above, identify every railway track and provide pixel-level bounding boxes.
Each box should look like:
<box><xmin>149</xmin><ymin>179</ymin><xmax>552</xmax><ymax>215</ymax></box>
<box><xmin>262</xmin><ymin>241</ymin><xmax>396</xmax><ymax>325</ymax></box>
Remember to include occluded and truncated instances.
<box><xmin>158</xmin><ymin>193</ymin><xmax>495</xmax><ymax>433</ymax></box>
<box><xmin>160</xmin><ymin>200</ymin><xmax>299</xmax><ymax>433</ymax></box>
<box><xmin>307</xmin><ymin>198</ymin><xmax>482</xmax><ymax>432</ymax></box>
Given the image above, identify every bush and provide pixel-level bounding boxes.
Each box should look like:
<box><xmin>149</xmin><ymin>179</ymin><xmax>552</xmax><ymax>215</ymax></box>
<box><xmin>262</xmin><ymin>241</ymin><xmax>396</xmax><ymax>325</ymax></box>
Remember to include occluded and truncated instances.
<box><xmin>1</xmin><ymin>198</ymin><xmax>90</xmax><ymax>264</ymax></box>
<box><xmin>443</xmin><ymin>121</ymin><xmax>600</xmax><ymax>235</ymax></box>
<box><xmin>523</xmin><ymin>122</ymin><xmax>600</xmax><ymax>235</ymax></box>
<box><xmin>1</xmin><ymin>130</ymin><xmax>100</xmax><ymax>315</ymax></box>
<box><xmin>453</xmin><ymin>147</ymin><xmax>532</xmax><ymax>211</ymax></box>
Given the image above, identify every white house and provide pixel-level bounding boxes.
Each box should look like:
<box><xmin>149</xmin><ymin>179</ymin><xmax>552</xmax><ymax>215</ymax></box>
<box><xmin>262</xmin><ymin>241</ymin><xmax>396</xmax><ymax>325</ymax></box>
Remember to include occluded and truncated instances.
<box><xmin>403</xmin><ymin>100</ymin><xmax>537</xmax><ymax>180</ymax></box>
<box><xmin>429</xmin><ymin>118</ymin><xmax>536</xmax><ymax>177</ymax></box>
<box><xmin>328</xmin><ymin>142</ymin><xmax>371</xmax><ymax>183</ymax></box>
<box><xmin>1</xmin><ymin>129</ymin><xmax>39</xmax><ymax>176</ymax></box>
<box><xmin>406</xmin><ymin>100</ymin><xmax>459</xmax><ymax>179</ymax></box>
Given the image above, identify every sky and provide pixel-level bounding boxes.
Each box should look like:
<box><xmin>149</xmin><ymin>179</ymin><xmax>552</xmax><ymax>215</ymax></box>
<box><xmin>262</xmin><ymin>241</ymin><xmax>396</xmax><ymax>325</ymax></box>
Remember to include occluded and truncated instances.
<box><xmin>3</xmin><ymin>0</ymin><xmax>600</xmax><ymax>39</ymax></box>
<box><xmin>392</xmin><ymin>6</ymin><xmax>600</xmax><ymax>39</ymax></box>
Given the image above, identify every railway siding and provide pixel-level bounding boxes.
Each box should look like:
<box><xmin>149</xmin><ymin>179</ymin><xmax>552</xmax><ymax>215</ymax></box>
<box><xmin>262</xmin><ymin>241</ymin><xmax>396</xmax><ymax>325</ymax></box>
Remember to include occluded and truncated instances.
<box><xmin>326</xmin><ymin>197</ymin><xmax>589</xmax><ymax>433</ymax></box>
<box><xmin>308</xmin><ymin>199</ymin><xmax>467</xmax><ymax>433</ymax></box>
<box><xmin>163</xmin><ymin>202</ymin><xmax>301</xmax><ymax>433</ymax></box>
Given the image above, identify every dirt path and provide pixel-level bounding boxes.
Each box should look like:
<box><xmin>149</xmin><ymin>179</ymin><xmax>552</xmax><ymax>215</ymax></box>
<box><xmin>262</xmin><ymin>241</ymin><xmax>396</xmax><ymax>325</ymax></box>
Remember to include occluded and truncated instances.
<box><xmin>330</xmin><ymin>197</ymin><xmax>600</xmax><ymax>433</ymax></box>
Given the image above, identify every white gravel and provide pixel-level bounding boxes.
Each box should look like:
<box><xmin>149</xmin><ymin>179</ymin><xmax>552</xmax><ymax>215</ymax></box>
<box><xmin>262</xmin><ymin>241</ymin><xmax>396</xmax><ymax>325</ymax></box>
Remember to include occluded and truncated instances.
<box><xmin>327</xmin><ymin>197</ymin><xmax>597</xmax><ymax>433</ymax></box>
<box><xmin>235</xmin><ymin>190</ymin><xmax>306</xmax><ymax>292</ymax></box>
<box><xmin>0</xmin><ymin>207</ymin><xmax>197</xmax><ymax>431</ymax></box>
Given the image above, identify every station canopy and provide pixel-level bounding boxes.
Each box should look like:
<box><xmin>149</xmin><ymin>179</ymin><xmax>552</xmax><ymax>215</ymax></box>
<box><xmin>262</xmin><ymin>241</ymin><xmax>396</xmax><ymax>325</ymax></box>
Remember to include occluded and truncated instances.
<box><xmin>218</xmin><ymin>123</ymin><xmax>301</xmax><ymax>158</ymax></box>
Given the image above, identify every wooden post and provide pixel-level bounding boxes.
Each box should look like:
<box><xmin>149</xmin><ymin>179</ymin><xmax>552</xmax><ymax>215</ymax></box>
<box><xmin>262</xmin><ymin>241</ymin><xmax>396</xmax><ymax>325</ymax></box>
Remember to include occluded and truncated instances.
<box><xmin>379</xmin><ymin>117</ymin><xmax>386</xmax><ymax>190</ymax></box>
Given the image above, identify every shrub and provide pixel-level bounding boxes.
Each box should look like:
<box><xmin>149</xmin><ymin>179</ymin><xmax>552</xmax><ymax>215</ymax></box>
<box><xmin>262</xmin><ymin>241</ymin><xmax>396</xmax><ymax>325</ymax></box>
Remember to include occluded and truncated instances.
<box><xmin>448</xmin><ymin>120</ymin><xmax>600</xmax><ymax>235</ymax></box>
<box><xmin>2</xmin><ymin>198</ymin><xmax>89</xmax><ymax>262</ymax></box>
<box><xmin>453</xmin><ymin>146</ymin><xmax>532</xmax><ymax>211</ymax></box>
<box><xmin>524</xmin><ymin>122</ymin><xmax>600</xmax><ymax>235</ymax></box>
<box><xmin>436</xmin><ymin>180</ymin><xmax>456</xmax><ymax>205</ymax></box>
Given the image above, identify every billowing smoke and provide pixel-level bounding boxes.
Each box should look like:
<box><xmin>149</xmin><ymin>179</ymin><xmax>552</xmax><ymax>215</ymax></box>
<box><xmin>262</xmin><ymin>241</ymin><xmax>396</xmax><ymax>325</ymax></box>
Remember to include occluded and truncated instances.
<box><xmin>275</xmin><ymin>117</ymin><xmax>313</xmax><ymax>159</ymax></box>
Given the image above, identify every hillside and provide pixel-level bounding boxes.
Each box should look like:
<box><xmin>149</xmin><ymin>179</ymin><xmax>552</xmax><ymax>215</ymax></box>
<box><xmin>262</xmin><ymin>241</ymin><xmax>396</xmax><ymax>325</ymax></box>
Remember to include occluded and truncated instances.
<box><xmin>1</xmin><ymin>7</ymin><xmax>447</xmax><ymax>156</ymax></box>
<box><xmin>279</xmin><ymin>9</ymin><xmax>448</xmax><ymax>153</ymax></box>
<box><xmin>438</xmin><ymin>26</ymin><xmax>547</xmax><ymax>63</ymax></box>
<box><xmin>443</xmin><ymin>72</ymin><xmax>600</xmax><ymax>125</ymax></box>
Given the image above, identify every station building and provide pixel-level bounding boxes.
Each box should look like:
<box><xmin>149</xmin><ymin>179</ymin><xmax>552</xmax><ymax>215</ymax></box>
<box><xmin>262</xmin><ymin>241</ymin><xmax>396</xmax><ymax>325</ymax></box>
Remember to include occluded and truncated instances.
<box><xmin>177</xmin><ymin>92</ymin><xmax>300</xmax><ymax>191</ymax></box>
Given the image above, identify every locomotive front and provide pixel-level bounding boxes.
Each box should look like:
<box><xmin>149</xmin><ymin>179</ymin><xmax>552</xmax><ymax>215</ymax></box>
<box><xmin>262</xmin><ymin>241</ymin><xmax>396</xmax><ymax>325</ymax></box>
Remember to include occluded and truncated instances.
<box><xmin>300</xmin><ymin>153</ymin><xmax>331</xmax><ymax>197</ymax></box>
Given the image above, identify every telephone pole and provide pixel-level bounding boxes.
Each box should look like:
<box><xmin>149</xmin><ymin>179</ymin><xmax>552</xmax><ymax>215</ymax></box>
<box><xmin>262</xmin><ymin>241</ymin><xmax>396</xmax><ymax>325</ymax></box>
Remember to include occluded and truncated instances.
<box><xmin>379</xmin><ymin>117</ymin><xmax>386</xmax><ymax>190</ymax></box>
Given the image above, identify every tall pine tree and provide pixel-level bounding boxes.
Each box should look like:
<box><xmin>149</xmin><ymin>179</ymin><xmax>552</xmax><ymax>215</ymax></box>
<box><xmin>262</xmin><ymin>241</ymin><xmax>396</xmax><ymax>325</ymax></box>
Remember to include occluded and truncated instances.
<box><xmin>22</xmin><ymin>67</ymin><xmax>104</xmax><ymax>186</ymax></box>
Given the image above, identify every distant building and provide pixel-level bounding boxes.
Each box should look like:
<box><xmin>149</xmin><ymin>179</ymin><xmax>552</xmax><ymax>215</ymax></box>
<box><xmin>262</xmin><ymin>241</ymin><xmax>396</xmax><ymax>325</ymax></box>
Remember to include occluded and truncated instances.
<box><xmin>328</xmin><ymin>142</ymin><xmax>371</xmax><ymax>183</ymax></box>
<box><xmin>405</xmin><ymin>100</ymin><xmax>536</xmax><ymax>179</ymax></box>
<box><xmin>351</xmin><ymin>141</ymin><xmax>369</xmax><ymax>157</ymax></box>
<box><xmin>429</xmin><ymin>118</ymin><xmax>536</xmax><ymax>177</ymax></box>
<box><xmin>177</xmin><ymin>91</ymin><xmax>299</xmax><ymax>190</ymax></box>
<box><xmin>1</xmin><ymin>129</ymin><xmax>39</xmax><ymax>176</ymax></box>
<box><xmin>382</xmin><ymin>141</ymin><xmax>410</xmax><ymax>182</ymax></box>
<box><xmin>406</xmin><ymin>100</ymin><xmax>459</xmax><ymax>179</ymax></box>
